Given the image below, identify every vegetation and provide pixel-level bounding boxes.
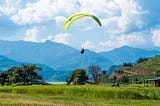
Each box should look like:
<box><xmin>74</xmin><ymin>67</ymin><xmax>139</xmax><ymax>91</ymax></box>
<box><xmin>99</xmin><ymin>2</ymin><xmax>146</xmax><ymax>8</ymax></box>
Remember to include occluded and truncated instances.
<box><xmin>66</xmin><ymin>55</ymin><xmax>160</xmax><ymax>85</ymax></box>
<box><xmin>88</xmin><ymin>65</ymin><xmax>101</xmax><ymax>84</ymax></box>
<box><xmin>0</xmin><ymin>85</ymin><xmax>160</xmax><ymax>106</ymax></box>
<box><xmin>0</xmin><ymin>85</ymin><xmax>160</xmax><ymax>100</ymax></box>
<box><xmin>0</xmin><ymin>64</ymin><xmax>45</xmax><ymax>86</ymax></box>
<box><xmin>1</xmin><ymin>92</ymin><xmax>160</xmax><ymax>106</ymax></box>
<box><xmin>135</xmin><ymin>55</ymin><xmax>160</xmax><ymax>71</ymax></box>
<box><xmin>66</xmin><ymin>69</ymin><xmax>88</xmax><ymax>85</ymax></box>
<box><xmin>110</xmin><ymin>55</ymin><xmax>160</xmax><ymax>84</ymax></box>
<box><xmin>123</xmin><ymin>63</ymin><xmax>133</xmax><ymax>67</ymax></box>
<box><xmin>0</xmin><ymin>56</ymin><xmax>160</xmax><ymax>105</ymax></box>
<box><xmin>87</xmin><ymin>65</ymin><xmax>108</xmax><ymax>84</ymax></box>
<box><xmin>136</xmin><ymin>58</ymin><xmax>149</xmax><ymax>64</ymax></box>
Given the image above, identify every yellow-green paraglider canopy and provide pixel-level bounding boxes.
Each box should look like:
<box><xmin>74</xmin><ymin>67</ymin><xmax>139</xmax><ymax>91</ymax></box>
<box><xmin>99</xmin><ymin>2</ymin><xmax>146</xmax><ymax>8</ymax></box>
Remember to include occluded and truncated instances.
<box><xmin>63</xmin><ymin>13</ymin><xmax>102</xmax><ymax>31</ymax></box>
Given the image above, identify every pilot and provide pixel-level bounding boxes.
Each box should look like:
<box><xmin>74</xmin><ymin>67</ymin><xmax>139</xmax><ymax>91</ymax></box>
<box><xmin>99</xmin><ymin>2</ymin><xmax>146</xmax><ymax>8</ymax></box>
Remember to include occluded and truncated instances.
<box><xmin>80</xmin><ymin>47</ymin><xmax>85</xmax><ymax>54</ymax></box>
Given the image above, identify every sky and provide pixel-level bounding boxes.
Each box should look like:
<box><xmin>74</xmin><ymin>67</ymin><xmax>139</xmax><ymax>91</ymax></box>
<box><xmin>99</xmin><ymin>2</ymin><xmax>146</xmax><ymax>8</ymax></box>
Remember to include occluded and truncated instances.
<box><xmin>0</xmin><ymin>0</ymin><xmax>160</xmax><ymax>52</ymax></box>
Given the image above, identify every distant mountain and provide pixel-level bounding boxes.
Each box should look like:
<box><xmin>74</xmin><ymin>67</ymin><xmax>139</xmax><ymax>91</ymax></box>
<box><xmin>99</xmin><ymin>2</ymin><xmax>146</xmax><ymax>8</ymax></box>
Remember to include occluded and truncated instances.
<box><xmin>0</xmin><ymin>40</ymin><xmax>113</xmax><ymax>71</ymax></box>
<box><xmin>99</xmin><ymin>46</ymin><xmax>160</xmax><ymax>65</ymax></box>
<box><xmin>0</xmin><ymin>55</ymin><xmax>20</xmax><ymax>71</ymax></box>
<box><xmin>155</xmin><ymin>47</ymin><xmax>160</xmax><ymax>52</ymax></box>
<box><xmin>0</xmin><ymin>55</ymin><xmax>61</xmax><ymax>81</ymax></box>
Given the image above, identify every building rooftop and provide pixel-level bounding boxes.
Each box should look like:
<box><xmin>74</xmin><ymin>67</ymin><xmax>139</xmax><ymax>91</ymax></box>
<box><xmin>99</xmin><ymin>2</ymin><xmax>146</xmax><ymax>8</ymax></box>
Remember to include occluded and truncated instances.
<box><xmin>146</xmin><ymin>77</ymin><xmax>160</xmax><ymax>81</ymax></box>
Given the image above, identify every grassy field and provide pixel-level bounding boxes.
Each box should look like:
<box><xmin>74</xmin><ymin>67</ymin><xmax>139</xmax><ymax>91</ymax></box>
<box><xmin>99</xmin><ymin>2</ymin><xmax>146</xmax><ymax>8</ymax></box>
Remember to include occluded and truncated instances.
<box><xmin>0</xmin><ymin>84</ymin><xmax>160</xmax><ymax>106</ymax></box>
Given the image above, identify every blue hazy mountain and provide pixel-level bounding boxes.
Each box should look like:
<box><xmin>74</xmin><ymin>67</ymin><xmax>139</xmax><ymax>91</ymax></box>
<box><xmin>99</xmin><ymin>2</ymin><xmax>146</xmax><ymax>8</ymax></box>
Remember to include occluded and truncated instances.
<box><xmin>0</xmin><ymin>40</ymin><xmax>112</xmax><ymax>71</ymax></box>
<box><xmin>0</xmin><ymin>55</ymin><xmax>61</xmax><ymax>81</ymax></box>
<box><xmin>0</xmin><ymin>40</ymin><xmax>160</xmax><ymax>81</ymax></box>
<box><xmin>0</xmin><ymin>55</ymin><xmax>20</xmax><ymax>71</ymax></box>
<box><xmin>99</xmin><ymin>46</ymin><xmax>160</xmax><ymax>65</ymax></box>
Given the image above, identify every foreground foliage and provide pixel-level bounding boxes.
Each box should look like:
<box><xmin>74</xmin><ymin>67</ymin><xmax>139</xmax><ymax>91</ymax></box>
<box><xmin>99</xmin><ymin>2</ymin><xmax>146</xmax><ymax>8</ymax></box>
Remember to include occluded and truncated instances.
<box><xmin>0</xmin><ymin>85</ymin><xmax>160</xmax><ymax>106</ymax></box>
<box><xmin>1</xmin><ymin>92</ymin><xmax>160</xmax><ymax>106</ymax></box>
<box><xmin>0</xmin><ymin>85</ymin><xmax>160</xmax><ymax>100</ymax></box>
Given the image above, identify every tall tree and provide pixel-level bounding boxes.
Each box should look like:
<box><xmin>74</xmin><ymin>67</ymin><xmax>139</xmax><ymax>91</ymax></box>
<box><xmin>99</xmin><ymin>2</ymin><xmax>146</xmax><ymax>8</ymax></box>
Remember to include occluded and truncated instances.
<box><xmin>66</xmin><ymin>69</ymin><xmax>88</xmax><ymax>85</ymax></box>
<box><xmin>88</xmin><ymin>65</ymin><xmax>101</xmax><ymax>84</ymax></box>
<box><xmin>0</xmin><ymin>64</ymin><xmax>43</xmax><ymax>86</ymax></box>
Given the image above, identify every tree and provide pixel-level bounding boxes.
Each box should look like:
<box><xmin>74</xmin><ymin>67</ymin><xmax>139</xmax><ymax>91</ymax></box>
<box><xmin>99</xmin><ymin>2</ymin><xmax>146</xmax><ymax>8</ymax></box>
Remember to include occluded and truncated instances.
<box><xmin>123</xmin><ymin>63</ymin><xmax>133</xmax><ymax>67</ymax></box>
<box><xmin>0</xmin><ymin>64</ymin><xmax>44</xmax><ymax>86</ymax></box>
<box><xmin>66</xmin><ymin>69</ymin><xmax>88</xmax><ymax>85</ymax></box>
<box><xmin>0</xmin><ymin>72</ymin><xmax>8</xmax><ymax>85</ymax></box>
<box><xmin>136</xmin><ymin>58</ymin><xmax>149</xmax><ymax>64</ymax></box>
<box><xmin>113</xmin><ymin>76</ymin><xmax>117</xmax><ymax>84</ymax></box>
<box><xmin>120</xmin><ymin>75</ymin><xmax>129</xmax><ymax>84</ymax></box>
<box><xmin>88</xmin><ymin>65</ymin><xmax>101</xmax><ymax>84</ymax></box>
<box><xmin>20</xmin><ymin>64</ymin><xmax>42</xmax><ymax>85</ymax></box>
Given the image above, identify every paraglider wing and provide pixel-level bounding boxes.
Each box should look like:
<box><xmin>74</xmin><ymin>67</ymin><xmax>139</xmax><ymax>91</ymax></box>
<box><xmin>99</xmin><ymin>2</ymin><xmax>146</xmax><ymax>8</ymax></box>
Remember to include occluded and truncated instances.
<box><xmin>63</xmin><ymin>13</ymin><xmax>102</xmax><ymax>31</ymax></box>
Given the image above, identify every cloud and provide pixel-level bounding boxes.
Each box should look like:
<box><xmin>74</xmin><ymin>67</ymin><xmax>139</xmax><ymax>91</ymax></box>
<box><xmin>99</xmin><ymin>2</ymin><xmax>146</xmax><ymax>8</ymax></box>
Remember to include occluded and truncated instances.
<box><xmin>81</xmin><ymin>40</ymin><xmax>95</xmax><ymax>49</ymax></box>
<box><xmin>99</xmin><ymin>33</ymin><xmax>146</xmax><ymax>51</ymax></box>
<box><xmin>24</xmin><ymin>27</ymin><xmax>39</xmax><ymax>42</ymax></box>
<box><xmin>54</xmin><ymin>16</ymin><xmax>66</xmax><ymax>27</ymax></box>
<box><xmin>0</xmin><ymin>0</ymin><xmax>160</xmax><ymax>52</ymax></box>
<box><xmin>53</xmin><ymin>33</ymin><xmax>71</xmax><ymax>45</ymax></box>
<box><xmin>0</xmin><ymin>0</ymin><xmax>21</xmax><ymax>15</ymax></box>
<box><xmin>9</xmin><ymin>0</ymin><xmax>149</xmax><ymax>34</ymax></box>
<box><xmin>151</xmin><ymin>28</ymin><xmax>160</xmax><ymax>47</ymax></box>
<box><xmin>10</xmin><ymin>0</ymin><xmax>78</xmax><ymax>25</ymax></box>
<box><xmin>100</xmin><ymin>0</ymin><xmax>148</xmax><ymax>34</ymax></box>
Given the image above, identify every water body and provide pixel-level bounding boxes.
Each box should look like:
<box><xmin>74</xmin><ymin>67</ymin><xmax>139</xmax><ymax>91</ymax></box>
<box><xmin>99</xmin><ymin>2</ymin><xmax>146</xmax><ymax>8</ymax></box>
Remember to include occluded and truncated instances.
<box><xmin>47</xmin><ymin>82</ymin><xmax>66</xmax><ymax>84</ymax></box>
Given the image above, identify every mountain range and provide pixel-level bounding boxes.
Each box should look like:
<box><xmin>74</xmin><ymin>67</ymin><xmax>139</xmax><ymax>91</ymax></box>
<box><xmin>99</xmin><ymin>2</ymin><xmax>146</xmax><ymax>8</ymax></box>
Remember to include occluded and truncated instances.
<box><xmin>0</xmin><ymin>55</ymin><xmax>65</xmax><ymax>81</ymax></box>
<box><xmin>0</xmin><ymin>40</ymin><xmax>112</xmax><ymax>70</ymax></box>
<box><xmin>0</xmin><ymin>40</ymin><xmax>159</xmax><ymax>81</ymax></box>
<box><xmin>99</xmin><ymin>46</ymin><xmax>160</xmax><ymax>65</ymax></box>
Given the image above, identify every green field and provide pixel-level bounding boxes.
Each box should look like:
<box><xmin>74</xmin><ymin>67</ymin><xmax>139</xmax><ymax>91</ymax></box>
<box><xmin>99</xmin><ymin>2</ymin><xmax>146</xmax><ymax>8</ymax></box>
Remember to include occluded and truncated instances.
<box><xmin>0</xmin><ymin>85</ymin><xmax>160</xmax><ymax>106</ymax></box>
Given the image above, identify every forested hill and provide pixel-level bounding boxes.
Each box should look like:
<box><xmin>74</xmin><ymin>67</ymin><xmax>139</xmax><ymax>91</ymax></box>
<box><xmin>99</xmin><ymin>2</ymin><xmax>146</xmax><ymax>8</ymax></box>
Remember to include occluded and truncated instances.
<box><xmin>111</xmin><ymin>55</ymin><xmax>160</xmax><ymax>78</ymax></box>
<box><xmin>133</xmin><ymin>55</ymin><xmax>160</xmax><ymax>71</ymax></box>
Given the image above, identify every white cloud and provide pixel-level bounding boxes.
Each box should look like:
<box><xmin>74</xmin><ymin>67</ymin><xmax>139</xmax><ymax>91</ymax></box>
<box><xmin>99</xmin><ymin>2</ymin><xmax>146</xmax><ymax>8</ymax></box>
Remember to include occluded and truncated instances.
<box><xmin>81</xmin><ymin>40</ymin><xmax>95</xmax><ymax>49</ymax></box>
<box><xmin>0</xmin><ymin>0</ymin><xmax>21</xmax><ymax>15</ymax></box>
<box><xmin>99</xmin><ymin>33</ymin><xmax>145</xmax><ymax>51</ymax></box>
<box><xmin>151</xmin><ymin>29</ymin><xmax>160</xmax><ymax>47</ymax></box>
<box><xmin>101</xmin><ymin>0</ymin><xmax>147</xmax><ymax>34</ymax></box>
<box><xmin>80</xmin><ymin>0</ymin><xmax>128</xmax><ymax>18</ymax></box>
<box><xmin>53</xmin><ymin>33</ymin><xmax>71</xmax><ymax>45</ymax></box>
<box><xmin>54</xmin><ymin>16</ymin><xmax>66</xmax><ymax>26</ymax></box>
<box><xmin>24</xmin><ymin>27</ymin><xmax>39</xmax><ymax>42</ymax></box>
<box><xmin>10</xmin><ymin>0</ymin><xmax>78</xmax><ymax>25</ymax></box>
<box><xmin>24</xmin><ymin>28</ymin><xmax>71</xmax><ymax>44</ymax></box>
<box><xmin>0</xmin><ymin>0</ymin><xmax>159</xmax><ymax>52</ymax></box>
<box><xmin>9</xmin><ymin>0</ymin><xmax>148</xmax><ymax>34</ymax></box>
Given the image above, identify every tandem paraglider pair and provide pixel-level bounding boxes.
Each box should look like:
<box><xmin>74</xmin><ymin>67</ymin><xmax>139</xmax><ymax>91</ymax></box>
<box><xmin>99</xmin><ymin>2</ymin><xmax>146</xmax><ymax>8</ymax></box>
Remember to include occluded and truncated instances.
<box><xmin>63</xmin><ymin>13</ymin><xmax>102</xmax><ymax>54</ymax></box>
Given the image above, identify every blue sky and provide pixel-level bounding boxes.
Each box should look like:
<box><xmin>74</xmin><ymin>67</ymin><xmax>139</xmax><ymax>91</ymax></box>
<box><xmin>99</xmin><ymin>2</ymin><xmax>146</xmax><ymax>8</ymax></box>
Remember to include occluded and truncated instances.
<box><xmin>0</xmin><ymin>0</ymin><xmax>160</xmax><ymax>52</ymax></box>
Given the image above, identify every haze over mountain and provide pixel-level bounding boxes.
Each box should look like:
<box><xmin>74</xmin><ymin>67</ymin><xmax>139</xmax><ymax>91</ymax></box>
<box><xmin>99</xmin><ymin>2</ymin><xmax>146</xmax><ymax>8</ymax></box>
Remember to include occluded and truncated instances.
<box><xmin>0</xmin><ymin>55</ymin><xmax>67</xmax><ymax>81</ymax></box>
<box><xmin>0</xmin><ymin>40</ymin><xmax>160</xmax><ymax>81</ymax></box>
<box><xmin>99</xmin><ymin>46</ymin><xmax>160</xmax><ymax>65</ymax></box>
<box><xmin>0</xmin><ymin>40</ymin><xmax>112</xmax><ymax>71</ymax></box>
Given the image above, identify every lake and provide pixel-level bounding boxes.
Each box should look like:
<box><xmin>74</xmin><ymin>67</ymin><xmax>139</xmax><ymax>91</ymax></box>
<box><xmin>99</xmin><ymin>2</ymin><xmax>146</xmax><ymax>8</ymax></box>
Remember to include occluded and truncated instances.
<box><xmin>47</xmin><ymin>82</ymin><xmax>66</xmax><ymax>84</ymax></box>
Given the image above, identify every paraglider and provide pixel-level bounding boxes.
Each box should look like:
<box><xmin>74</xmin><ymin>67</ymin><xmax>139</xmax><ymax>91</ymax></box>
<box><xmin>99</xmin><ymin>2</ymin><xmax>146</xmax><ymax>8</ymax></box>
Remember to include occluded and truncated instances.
<box><xmin>63</xmin><ymin>13</ymin><xmax>102</xmax><ymax>54</ymax></box>
<box><xmin>63</xmin><ymin>13</ymin><xmax>102</xmax><ymax>31</ymax></box>
<box><xmin>80</xmin><ymin>47</ymin><xmax>85</xmax><ymax>54</ymax></box>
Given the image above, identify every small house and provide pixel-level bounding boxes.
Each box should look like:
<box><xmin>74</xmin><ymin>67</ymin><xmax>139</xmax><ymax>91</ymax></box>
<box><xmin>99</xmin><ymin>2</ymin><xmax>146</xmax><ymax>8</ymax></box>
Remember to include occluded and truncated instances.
<box><xmin>146</xmin><ymin>77</ymin><xmax>160</xmax><ymax>87</ymax></box>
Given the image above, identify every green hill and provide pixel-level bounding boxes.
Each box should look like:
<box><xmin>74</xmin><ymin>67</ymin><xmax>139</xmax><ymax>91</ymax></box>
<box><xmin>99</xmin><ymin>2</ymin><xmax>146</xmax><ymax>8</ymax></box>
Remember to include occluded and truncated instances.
<box><xmin>134</xmin><ymin>55</ymin><xmax>160</xmax><ymax>71</ymax></box>
<box><xmin>111</xmin><ymin>55</ymin><xmax>160</xmax><ymax>84</ymax></box>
